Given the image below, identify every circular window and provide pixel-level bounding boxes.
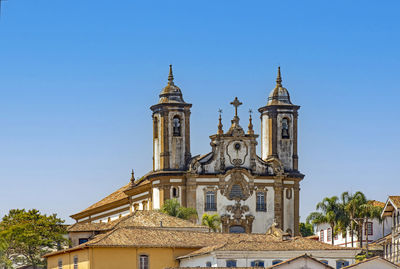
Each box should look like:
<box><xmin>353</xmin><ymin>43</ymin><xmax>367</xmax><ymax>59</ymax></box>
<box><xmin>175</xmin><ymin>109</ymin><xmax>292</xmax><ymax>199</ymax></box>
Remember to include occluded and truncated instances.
<box><xmin>234</xmin><ymin>143</ymin><xmax>241</xmax><ymax>150</ymax></box>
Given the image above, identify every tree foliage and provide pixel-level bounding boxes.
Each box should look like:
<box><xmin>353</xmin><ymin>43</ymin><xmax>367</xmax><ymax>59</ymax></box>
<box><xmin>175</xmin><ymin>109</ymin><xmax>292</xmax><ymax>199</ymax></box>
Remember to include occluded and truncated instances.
<box><xmin>201</xmin><ymin>213</ymin><xmax>221</xmax><ymax>232</ymax></box>
<box><xmin>299</xmin><ymin>222</ymin><xmax>314</xmax><ymax>237</ymax></box>
<box><xmin>0</xmin><ymin>209</ymin><xmax>68</xmax><ymax>269</ymax></box>
<box><xmin>160</xmin><ymin>199</ymin><xmax>198</xmax><ymax>221</ymax></box>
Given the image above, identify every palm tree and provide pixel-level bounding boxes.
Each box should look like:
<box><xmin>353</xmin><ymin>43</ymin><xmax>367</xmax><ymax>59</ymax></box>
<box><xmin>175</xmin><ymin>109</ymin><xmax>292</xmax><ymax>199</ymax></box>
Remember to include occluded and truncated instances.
<box><xmin>201</xmin><ymin>213</ymin><xmax>221</xmax><ymax>232</ymax></box>
<box><xmin>307</xmin><ymin>196</ymin><xmax>341</xmax><ymax>245</ymax></box>
<box><xmin>359</xmin><ymin>202</ymin><xmax>382</xmax><ymax>254</ymax></box>
<box><xmin>160</xmin><ymin>199</ymin><xmax>198</xmax><ymax>220</ymax></box>
<box><xmin>343</xmin><ymin>191</ymin><xmax>367</xmax><ymax>247</ymax></box>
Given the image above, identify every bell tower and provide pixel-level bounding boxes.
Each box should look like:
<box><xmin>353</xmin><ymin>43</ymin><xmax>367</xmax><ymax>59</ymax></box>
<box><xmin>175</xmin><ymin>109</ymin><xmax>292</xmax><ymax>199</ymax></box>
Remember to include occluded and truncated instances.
<box><xmin>258</xmin><ymin>67</ymin><xmax>300</xmax><ymax>171</ymax></box>
<box><xmin>150</xmin><ymin>65</ymin><xmax>192</xmax><ymax>171</ymax></box>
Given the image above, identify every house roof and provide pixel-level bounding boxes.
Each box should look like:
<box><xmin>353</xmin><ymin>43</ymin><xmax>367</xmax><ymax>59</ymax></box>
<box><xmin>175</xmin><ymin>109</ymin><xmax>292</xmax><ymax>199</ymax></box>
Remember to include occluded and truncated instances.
<box><xmin>177</xmin><ymin>235</ymin><xmax>359</xmax><ymax>259</ymax></box>
<box><xmin>68</xmin><ymin>210</ymin><xmax>207</xmax><ymax>232</ymax></box>
<box><xmin>369</xmin><ymin>200</ymin><xmax>385</xmax><ymax>208</ymax></box>
<box><xmin>45</xmin><ymin>227</ymin><xmax>359</xmax><ymax>258</ymax></box>
<box><xmin>342</xmin><ymin>256</ymin><xmax>400</xmax><ymax>268</ymax></box>
<box><xmin>267</xmin><ymin>254</ymin><xmax>333</xmax><ymax>268</ymax></box>
<box><xmin>70</xmin><ymin>183</ymin><xmax>131</xmax><ymax>219</ymax></box>
<box><xmin>389</xmin><ymin>196</ymin><xmax>400</xmax><ymax>208</ymax></box>
<box><xmin>382</xmin><ymin>196</ymin><xmax>400</xmax><ymax>217</ymax></box>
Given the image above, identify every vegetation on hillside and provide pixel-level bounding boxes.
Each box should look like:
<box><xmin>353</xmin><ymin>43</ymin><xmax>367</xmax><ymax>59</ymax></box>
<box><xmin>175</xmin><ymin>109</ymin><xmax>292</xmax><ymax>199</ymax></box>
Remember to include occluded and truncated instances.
<box><xmin>0</xmin><ymin>209</ymin><xmax>68</xmax><ymax>269</ymax></box>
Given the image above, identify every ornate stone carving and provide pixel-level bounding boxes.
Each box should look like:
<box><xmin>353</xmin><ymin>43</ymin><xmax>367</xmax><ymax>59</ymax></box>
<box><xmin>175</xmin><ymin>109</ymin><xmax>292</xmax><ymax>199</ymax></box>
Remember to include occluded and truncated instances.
<box><xmin>221</xmin><ymin>171</ymin><xmax>252</xmax><ymax>201</ymax></box>
<box><xmin>266</xmin><ymin>157</ymin><xmax>285</xmax><ymax>177</ymax></box>
<box><xmin>221</xmin><ymin>200</ymin><xmax>254</xmax><ymax>233</ymax></box>
<box><xmin>226</xmin><ymin>140</ymin><xmax>249</xmax><ymax>167</ymax></box>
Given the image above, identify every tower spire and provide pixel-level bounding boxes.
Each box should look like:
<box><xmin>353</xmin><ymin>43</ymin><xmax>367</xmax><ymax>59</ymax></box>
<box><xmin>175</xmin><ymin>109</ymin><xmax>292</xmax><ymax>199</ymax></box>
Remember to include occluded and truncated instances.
<box><xmin>168</xmin><ymin>65</ymin><xmax>174</xmax><ymax>85</ymax></box>
<box><xmin>217</xmin><ymin>109</ymin><xmax>223</xmax><ymax>135</ymax></box>
<box><xmin>130</xmin><ymin>169</ymin><xmax>135</xmax><ymax>184</ymax></box>
<box><xmin>276</xmin><ymin>66</ymin><xmax>282</xmax><ymax>86</ymax></box>
<box><xmin>248</xmin><ymin>109</ymin><xmax>254</xmax><ymax>134</ymax></box>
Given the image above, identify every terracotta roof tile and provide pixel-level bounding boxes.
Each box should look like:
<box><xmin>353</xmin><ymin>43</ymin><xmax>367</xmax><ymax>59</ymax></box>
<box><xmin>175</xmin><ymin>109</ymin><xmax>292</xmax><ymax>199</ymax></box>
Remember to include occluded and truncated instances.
<box><xmin>68</xmin><ymin>210</ymin><xmax>207</xmax><ymax>232</ymax></box>
<box><xmin>369</xmin><ymin>200</ymin><xmax>385</xmax><ymax>208</ymax></box>
<box><xmin>389</xmin><ymin>196</ymin><xmax>400</xmax><ymax>208</ymax></box>
<box><xmin>342</xmin><ymin>256</ymin><xmax>400</xmax><ymax>268</ymax></box>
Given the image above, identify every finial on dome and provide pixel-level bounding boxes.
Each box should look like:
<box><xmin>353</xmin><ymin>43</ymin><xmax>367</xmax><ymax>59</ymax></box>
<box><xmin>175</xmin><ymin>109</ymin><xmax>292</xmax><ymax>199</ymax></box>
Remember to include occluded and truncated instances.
<box><xmin>168</xmin><ymin>65</ymin><xmax>174</xmax><ymax>84</ymax></box>
<box><xmin>248</xmin><ymin>109</ymin><xmax>254</xmax><ymax>135</ymax></box>
<box><xmin>276</xmin><ymin>66</ymin><xmax>282</xmax><ymax>86</ymax></box>
<box><xmin>217</xmin><ymin>109</ymin><xmax>223</xmax><ymax>135</ymax></box>
<box><xmin>130</xmin><ymin>169</ymin><xmax>135</xmax><ymax>183</ymax></box>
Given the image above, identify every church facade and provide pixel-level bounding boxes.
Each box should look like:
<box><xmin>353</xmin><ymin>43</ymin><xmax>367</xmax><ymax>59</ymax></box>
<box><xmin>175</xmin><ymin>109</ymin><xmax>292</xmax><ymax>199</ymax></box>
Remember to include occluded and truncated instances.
<box><xmin>70</xmin><ymin>66</ymin><xmax>304</xmax><ymax>235</ymax></box>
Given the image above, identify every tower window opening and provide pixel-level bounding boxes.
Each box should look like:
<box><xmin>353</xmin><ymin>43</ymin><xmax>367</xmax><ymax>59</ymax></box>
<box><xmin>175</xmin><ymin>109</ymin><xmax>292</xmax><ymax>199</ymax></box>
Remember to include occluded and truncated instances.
<box><xmin>282</xmin><ymin>118</ymin><xmax>290</xmax><ymax>139</ymax></box>
<box><xmin>172</xmin><ymin>187</ymin><xmax>179</xmax><ymax>198</ymax></box>
<box><xmin>173</xmin><ymin>116</ymin><xmax>181</xmax><ymax>136</ymax></box>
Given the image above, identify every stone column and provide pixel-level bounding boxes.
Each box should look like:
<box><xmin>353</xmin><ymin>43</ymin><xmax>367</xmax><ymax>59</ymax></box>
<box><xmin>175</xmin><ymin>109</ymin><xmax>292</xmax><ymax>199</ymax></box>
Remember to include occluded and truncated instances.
<box><xmin>184</xmin><ymin>110</ymin><xmax>191</xmax><ymax>165</ymax></box>
<box><xmin>274</xmin><ymin>179</ymin><xmax>284</xmax><ymax>229</ymax></box>
<box><xmin>292</xmin><ymin>111</ymin><xmax>299</xmax><ymax>171</ymax></box>
<box><xmin>268</xmin><ymin>111</ymin><xmax>278</xmax><ymax>158</ymax></box>
<box><xmin>186</xmin><ymin>176</ymin><xmax>197</xmax><ymax>209</ymax></box>
<box><xmin>163</xmin><ymin>185</ymin><xmax>171</xmax><ymax>202</ymax></box>
<box><xmin>142</xmin><ymin>200</ymin><xmax>148</xmax><ymax>210</ymax></box>
<box><xmin>180</xmin><ymin>185</ymin><xmax>187</xmax><ymax>207</ymax></box>
<box><xmin>294</xmin><ymin>182</ymin><xmax>300</xmax><ymax>236</ymax></box>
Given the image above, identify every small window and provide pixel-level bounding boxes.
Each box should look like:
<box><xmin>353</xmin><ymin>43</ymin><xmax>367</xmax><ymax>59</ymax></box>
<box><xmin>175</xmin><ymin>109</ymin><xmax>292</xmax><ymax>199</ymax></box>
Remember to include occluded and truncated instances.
<box><xmin>206</xmin><ymin>261</ymin><xmax>212</xmax><ymax>267</ymax></box>
<box><xmin>327</xmin><ymin>228</ymin><xmax>332</xmax><ymax>242</ymax></box>
<box><xmin>172</xmin><ymin>187</ymin><xmax>179</xmax><ymax>198</ymax></box>
<box><xmin>321</xmin><ymin>260</ymin><xmax>328</xmax><ymax>265</ymax></box>
<box><xmin>256</xmin><ymin>192</ymin><xmax>266</xmax><ymax>212</ymax></box>
<box><xmin>320</xmin><ymin>230</ymin><xmax>324</xmax><ymax>241</ymax></box>
<box><xmin>286</xmin><ymin>188</ymin><xmax>292</xmax><ymax>199</ymax></box>
<box><xmin>153</xmin><ymin>117</ymin><xmax>158</xmax><ymax>139</ymax></box>
<box><xmin>282</xmin><ymin>118</ymin><xmax>290</xmax><ymax>139</ymax></box>
<box><xmin>251</xmin><ymin>260</ymin><xmax>264</xmax><ymax>267</ymax></box>
<box><xmin>205</xmin><ymin>191</ymin><xmax>216</xmax><ymax>211</ymax></box>
<box><xmin>365</xmin><ymin>222</ymin><xmax>373</xmax><ymax>236</ymax></box>
<box><xmin>173</xmin><ymin>116</ymin><xmax>181</xmax><ymax>136</ymax></box>
<box><xmin>336</xmin><ymin>260</ymin><xmax>349</xmax><ymax>269</ymax></box>
<box><xmin>139</xmin><ymin>255</ymin><xmax>149</xmax><ymax>269</ymax></box>
<box><xmin>229</xmin><ymin>225</ymin><xmax>245</xmax><ymax>233</ymax></box>
<box><xmin>73</xmin><ymin>256</ymin><xmax>78</xmax><ymax>269</ymax></box>
<box><xmin>58</xmin><ymin>259</ymin><xmax>63</xmax><ymax>269</ymax></box>
<box><xmin>78</xmin><ymin>238</ymin><xmax>88</xmax><ymax>245</ymax></box>
<box><xmin>226</xmin><ymin>260</ymin><xmax>237</xmax><ymax>267</ymax></box>
<box><xmin>272</xmin><ymin>260</ymin><xmax>283</xmax><ymax>265</ymax></box>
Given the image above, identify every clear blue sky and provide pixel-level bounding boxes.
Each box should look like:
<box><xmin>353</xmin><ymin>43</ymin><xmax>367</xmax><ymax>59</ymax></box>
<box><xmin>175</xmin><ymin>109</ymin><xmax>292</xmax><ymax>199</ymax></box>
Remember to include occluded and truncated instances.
<box><xmin>0</xmin><ymin>0</ymin><xmax>399</xmax><ymax>224</ymax></box>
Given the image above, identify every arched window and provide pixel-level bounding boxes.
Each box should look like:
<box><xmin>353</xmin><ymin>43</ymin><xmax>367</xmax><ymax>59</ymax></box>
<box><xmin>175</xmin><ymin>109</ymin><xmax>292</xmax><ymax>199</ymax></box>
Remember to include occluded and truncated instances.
<box><xmin>256</xmin><ymin>191</ymin><xmax>266</xmax><ymax>212</ymax></box>
<box><xmin>272</xmin><ymin>260</ymin><xmax>283</xmax><ymax>265</ymax></box>
<box><xmin>172</xmin><ymin>187</ymin><xmax>179</xmax><ymax>198</ymax></box>
<box><xmin>281</xmin><ymin>118</ymin><xmax>290</xmax><ymax>139</ymax></box>
<box><xmin>173</xmin><ymin>116</ymin><xmax>181</xmax><ymax>136</ymax></box>
<box><xmin>206</xmin><ymin>261</ymin><xmax>212</xmax><ymax>267</ymax></box>
<box><xmin>286</xmin><ymin>188</ymin><xmax>292</xmax><ymax>199</ymax></box>
<box><xmin>139</xmin><ymin>255</ymin><xmax>149</xmax><ymax>269</ymax></box>
<box><xmin>205</xmin><ymin>191</ymin><xmax>216</xmax><ymax>211</ymax></box>
<box><xmin>153</xmin><ymin>117</ymin><xmax>158</xmax><ymax>139</ymax></box>
<box><xmin>229</xmin><ymin>225</ymin><xmax>245</xmax><ymax>233</ymax></box>
<box><xmin>229</xmin><ymin>184</ymin><xmax>244</xmax><ymax>200</ymax></box>
<box><xmin>251</xmin><ymin>260</ymin><xmax>264</xmax><ymax>267</ymax></box>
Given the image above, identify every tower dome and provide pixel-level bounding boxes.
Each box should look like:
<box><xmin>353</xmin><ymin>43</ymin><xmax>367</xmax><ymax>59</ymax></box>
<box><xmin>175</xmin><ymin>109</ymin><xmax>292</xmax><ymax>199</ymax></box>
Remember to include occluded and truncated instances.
<box><xmin>267</xmin><ymin>67</ymin><xmax>292</xmax><ymax>106</ymax></box>
<box><xmin>158</xmin><ymin>65</ymin><xmax>186</xmax><ymax>104</ymax></box>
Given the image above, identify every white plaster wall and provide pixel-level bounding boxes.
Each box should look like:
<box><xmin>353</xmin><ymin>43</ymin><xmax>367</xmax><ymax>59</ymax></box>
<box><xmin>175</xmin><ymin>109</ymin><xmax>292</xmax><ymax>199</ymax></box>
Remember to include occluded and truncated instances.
<box><xmin>277</xmin><ymin>113</ymin><xmax>293</xmax><ymax>170</ymax></box>
<box><xmin>152</xmin><ymin>187</ymin><xmax>160</xmax><ymax>209</ymax></box>
<box><xmin>181</xmin><ymin>250</ymin><xmax>357</xmax><ymax>268</ymax></box>
<box><xmin>179</xmin><ymin>254</ymin><xmax>216</xmax><ymax>267</ymax></box>
<box><xmin>283</xmin><ymin>187</ymin><xmax>294</xmax><ymax>234</ymax></box>
<box><xmin>195</xmin><ymin>183</ymin><xmax>275</xmax><ymax>234</ymax></box>
<box><xmin>261</xmin><ymin>114</ymin><xmax>269</xmax><ymax>160</ymax></box>
<box><xmin>347</xmin><ymin>259</ymin><xmax>399</xmax><ymax>269</ymax></box>
<box><xmin>223</xmin><ymin>140</ymin><xmax>251</xmax><ymax>169</ymax></box>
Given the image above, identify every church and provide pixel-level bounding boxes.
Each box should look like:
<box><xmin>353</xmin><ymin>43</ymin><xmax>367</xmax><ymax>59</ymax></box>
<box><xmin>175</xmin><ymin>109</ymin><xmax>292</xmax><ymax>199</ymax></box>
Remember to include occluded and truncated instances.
<box><xmin>70</xmin><ymin>66</ymin><xmax>304</xmax><ymax>236</ymax></box>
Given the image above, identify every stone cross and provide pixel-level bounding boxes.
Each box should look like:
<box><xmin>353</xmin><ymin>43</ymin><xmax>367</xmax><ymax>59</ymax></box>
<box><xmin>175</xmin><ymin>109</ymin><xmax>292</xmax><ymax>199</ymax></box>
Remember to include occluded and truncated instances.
<box><xmin>230</xmin><ymin>97</ymin><xmax>242</xmax><ymax>118</ymax></box>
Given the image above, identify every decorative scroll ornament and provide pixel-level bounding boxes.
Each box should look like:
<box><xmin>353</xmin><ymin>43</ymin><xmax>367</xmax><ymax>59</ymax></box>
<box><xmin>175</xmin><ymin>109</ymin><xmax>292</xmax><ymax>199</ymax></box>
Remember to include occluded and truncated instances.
<box><xmin>221</xmin><ymin>170</ymin><xmax>252</xmax><ymax>201</ymax></box>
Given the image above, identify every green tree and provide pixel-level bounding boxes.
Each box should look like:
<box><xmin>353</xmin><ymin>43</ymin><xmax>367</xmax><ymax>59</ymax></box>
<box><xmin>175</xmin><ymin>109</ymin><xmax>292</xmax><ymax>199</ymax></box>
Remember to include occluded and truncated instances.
<box><xmin>299</xmin><ymin>222</ymin><xmax>314</xmax><ymax>237</ymax></box>
<box><xmin>343</xmin><ymin>191</ymin><xmax>367</xmax><ymax>247</ymax></box>
<box><xmin>201</xmin><ymin>213</ymin><xmax>221</xmax><ymax>232</ymax></box>
<box><xmin>358</xmin><ymin>202</ymin><xmax>382</xmax><ymax>251</ymax></box>
<box><xmin>0</xmin><ymin>237</ymin><xmax>12</xmax><ymax>268</ymax></box>
<box><xmin>0</xmin><ymin>209</ymin><xmax>68</xmax><ymax>269</ymax></box>
<box><xmin>307</xmin><ymin>196</ymin><xmax>342</xmax><ymax>245</ymax></box>
<box><xmin>160</xmin><ymin>199</ymin><xmax>198</xmax><ymax>220</ymax></box>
